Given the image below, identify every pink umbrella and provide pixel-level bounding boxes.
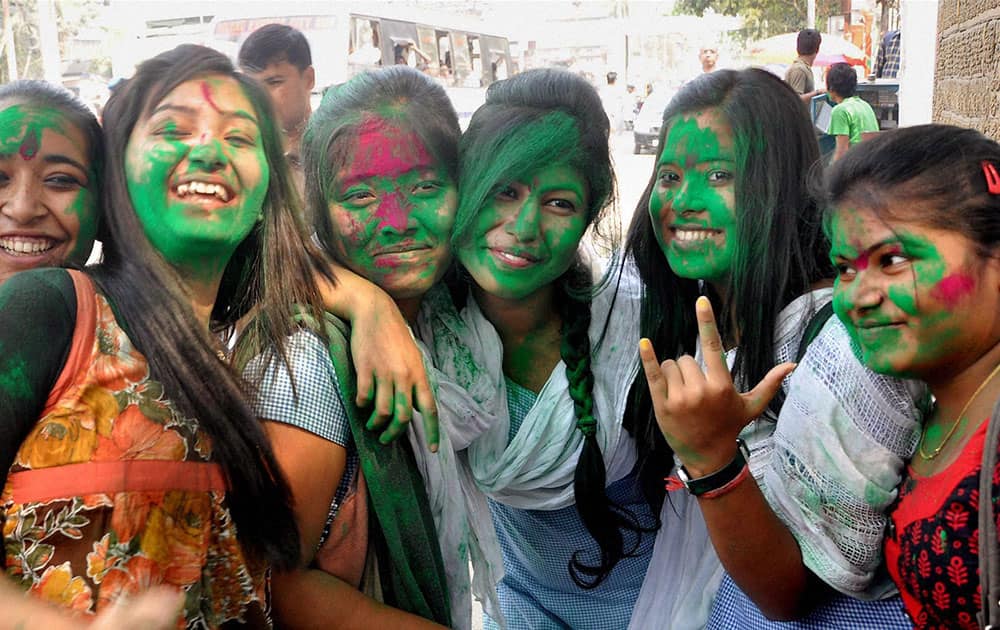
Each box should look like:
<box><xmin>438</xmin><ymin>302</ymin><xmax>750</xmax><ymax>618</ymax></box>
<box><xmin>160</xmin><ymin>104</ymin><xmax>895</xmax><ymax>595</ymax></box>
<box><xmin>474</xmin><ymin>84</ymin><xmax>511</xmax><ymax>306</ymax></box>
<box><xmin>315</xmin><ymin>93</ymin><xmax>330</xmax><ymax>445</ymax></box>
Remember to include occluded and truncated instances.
<box><xmin>749</xmin><ymin>32</ymin><xmax>867</xmax><ymax>67</ymax></box>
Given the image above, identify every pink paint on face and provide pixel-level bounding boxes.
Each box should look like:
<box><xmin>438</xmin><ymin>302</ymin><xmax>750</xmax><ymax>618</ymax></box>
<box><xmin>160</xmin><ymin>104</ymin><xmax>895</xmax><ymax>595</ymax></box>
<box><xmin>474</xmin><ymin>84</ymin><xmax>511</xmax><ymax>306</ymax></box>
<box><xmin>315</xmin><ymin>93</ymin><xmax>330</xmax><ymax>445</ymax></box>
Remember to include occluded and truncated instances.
<box><xmin>372</xmin><ymin>190</ymin><xmax>411</xmax><ymax>235</ymax></box>
<box><xmin>930</xmin><ymin>273</ymin><xmax>976</xmax><ymax>308</ymax></box>
<box><xmin>346</xmin><ymin>116</ymin><xmax>433</xmax><ymax>181</ymax></box>
<box><xmin>342</xmin><ymin>116</ymin><xmax>433</xmax><ymax>237</ymax></box>
<box><xmin>18</xmin><ymin>129</ymin><xmax>39</xmax><ymax>161</ymax></box>
<box><xmin>201</xmin><ymin>81</ymin><xmax>221</xmax><ymax>113</ymax></box>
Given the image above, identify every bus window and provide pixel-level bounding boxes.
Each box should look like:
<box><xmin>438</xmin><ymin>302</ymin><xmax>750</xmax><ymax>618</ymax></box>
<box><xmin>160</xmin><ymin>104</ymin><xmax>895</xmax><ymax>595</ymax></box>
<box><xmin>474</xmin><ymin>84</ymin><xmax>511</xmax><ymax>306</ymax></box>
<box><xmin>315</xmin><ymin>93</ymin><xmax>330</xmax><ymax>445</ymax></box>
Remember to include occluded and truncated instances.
<box><xmin>416</xmin><ymin>26</ymin><xmax>439</xmax><ymax>67</ymax></box>
<box><xmin>348</xmin><ymin>16</ymin><xmax>382</xmax><ymax>68</ymax></box>
<box><xmin>450</xmin><ymin>32</ymin><xmax>473</xmax><ymax>87</ymax></box>
<box><xmin>436</xmin><ymin>31</ymin><xmax>454</xmax><ymax>85</ymax></box>
<box><xmin>468</xmin><ymin>35</ymin><xmax>483</xmax><ymax>87</ymax></box>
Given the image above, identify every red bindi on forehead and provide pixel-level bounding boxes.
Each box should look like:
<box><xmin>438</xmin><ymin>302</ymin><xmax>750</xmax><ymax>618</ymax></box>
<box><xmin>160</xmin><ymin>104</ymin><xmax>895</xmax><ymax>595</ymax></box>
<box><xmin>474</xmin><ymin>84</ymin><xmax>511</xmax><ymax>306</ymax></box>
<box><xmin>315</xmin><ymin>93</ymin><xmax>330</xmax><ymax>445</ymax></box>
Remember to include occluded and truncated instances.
<box><xmin>343</xmin><ymin>116</ymin><xmax>432</xmax><ymax>185</ymax></box>
<box><xmin>18</xmin><ymin>128</ymin><xmax>39</xmax><ymax>161</ymax></box>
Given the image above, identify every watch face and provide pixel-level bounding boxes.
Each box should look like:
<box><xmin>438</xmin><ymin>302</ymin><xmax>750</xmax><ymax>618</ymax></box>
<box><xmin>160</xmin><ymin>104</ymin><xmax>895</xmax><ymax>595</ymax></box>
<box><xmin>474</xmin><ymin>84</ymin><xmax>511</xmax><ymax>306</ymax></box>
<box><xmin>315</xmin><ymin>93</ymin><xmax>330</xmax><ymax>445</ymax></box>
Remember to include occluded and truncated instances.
<box><xmin>677</xmin><ymin>467</ymin><xmax>693</xmax><ymax>485</ymax></box>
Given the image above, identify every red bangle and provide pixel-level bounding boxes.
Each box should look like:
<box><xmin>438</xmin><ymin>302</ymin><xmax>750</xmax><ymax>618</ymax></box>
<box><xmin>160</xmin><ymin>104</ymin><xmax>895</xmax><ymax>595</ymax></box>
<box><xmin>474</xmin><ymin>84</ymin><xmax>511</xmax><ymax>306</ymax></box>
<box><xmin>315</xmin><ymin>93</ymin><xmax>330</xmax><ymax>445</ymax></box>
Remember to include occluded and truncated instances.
<box><xmin>698</xmin><ymin>463</ymin><xmax>750</xmax><ymax>499</ymax></box>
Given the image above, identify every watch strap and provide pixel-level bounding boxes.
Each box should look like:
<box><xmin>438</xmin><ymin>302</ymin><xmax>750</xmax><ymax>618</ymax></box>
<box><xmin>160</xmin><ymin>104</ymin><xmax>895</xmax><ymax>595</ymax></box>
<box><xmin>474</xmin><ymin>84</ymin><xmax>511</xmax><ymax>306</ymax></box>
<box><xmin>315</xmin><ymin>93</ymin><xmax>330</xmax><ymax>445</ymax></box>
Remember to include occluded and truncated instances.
<box><xmin>679</xmin><ymin>438</ymin><xmax>749</xmax><ymax>496</ymax></box>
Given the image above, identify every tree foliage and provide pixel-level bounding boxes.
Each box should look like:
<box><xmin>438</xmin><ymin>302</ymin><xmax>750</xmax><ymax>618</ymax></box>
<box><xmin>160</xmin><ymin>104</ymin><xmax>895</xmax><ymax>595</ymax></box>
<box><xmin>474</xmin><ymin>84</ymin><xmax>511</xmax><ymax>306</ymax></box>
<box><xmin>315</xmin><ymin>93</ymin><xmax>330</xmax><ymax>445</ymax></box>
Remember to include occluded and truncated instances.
<box><xmin>674</xmin><ymin>0</ymin><xmax>845</xmax><ymax>42</ymax></box>
<box><xmin>0</xmin><ymin>0</ymin><xmax>104</xmax><ymax>83</ymax></box>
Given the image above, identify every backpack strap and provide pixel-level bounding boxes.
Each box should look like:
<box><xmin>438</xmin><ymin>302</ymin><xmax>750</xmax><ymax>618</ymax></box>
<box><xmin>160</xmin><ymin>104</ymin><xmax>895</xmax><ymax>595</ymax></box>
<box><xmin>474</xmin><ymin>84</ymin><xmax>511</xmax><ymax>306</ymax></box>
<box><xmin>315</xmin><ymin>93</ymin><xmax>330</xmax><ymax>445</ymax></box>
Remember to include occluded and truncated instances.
<box><xmin>795</xmin><ymin>301</ymin><xmax>835</xmax><ymax>364</ymax></box>
<box><xmin>978</xmin><ymin>395</ymin><xmax>1000</xmax><ymax>629</ymax></box>
<box><xmin>307</xmin><ymin>312</ymin><xmax>452</xmax><ymax>627</ymax></box>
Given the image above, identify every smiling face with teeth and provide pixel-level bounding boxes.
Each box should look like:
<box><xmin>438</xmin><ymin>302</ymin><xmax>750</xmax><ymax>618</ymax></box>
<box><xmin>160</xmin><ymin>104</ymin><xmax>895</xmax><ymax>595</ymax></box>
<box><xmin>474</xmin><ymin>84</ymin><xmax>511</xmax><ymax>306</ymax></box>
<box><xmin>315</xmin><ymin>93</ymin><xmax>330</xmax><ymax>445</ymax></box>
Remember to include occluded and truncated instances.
<box><xmin>649</xmin><ymin>108</ymin><xmax>737</xmax><ymax>287</ymax></box>
<box><xmin>124</xmin><ymin>76</ymin><xmax>268</xmax><ymax>280</ymax></box>
<box><xmin>457</xmin><ymin>163</ymin><xmax>588</xmax><ymax>301</ymax></box>
<box><xmin>0</xmin><ymin>101</ymin><xmax>98</xmax><ymax>285</ymax></box>
<box><xmin>325</xmin><ymin>116</ymin><xmax>457</xmax><ymax>303</ymax></box>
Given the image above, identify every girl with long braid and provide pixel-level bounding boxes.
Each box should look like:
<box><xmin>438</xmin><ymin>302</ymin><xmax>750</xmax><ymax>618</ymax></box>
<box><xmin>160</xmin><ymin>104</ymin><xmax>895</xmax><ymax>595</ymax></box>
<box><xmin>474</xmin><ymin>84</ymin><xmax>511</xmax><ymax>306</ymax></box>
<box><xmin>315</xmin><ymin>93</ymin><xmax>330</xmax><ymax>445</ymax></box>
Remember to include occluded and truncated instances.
<box><xmin>417</xmin><ymin>68</ymin><xmax>660</xmax><ymax>628</ymax></box>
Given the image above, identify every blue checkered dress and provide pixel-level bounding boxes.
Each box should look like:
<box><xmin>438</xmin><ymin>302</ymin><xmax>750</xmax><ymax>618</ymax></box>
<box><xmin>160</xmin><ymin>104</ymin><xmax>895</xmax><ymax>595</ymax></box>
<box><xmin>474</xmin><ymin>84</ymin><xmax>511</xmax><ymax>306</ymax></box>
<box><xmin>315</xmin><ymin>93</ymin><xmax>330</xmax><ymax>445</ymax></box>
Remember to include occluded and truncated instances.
<box><xmin>483</xmin><ymin>379</ymin><xmax>656</xmax><ymax>630</ymax></box>
<box><xmin>247</xmin><ymin>329</ymin><xmax>360</xmax><ymax>545</ymax></box>
<box><xmin>707</xmin><ymin>573</ymin><xmax>912</xmax><ymax>629</ymax></box>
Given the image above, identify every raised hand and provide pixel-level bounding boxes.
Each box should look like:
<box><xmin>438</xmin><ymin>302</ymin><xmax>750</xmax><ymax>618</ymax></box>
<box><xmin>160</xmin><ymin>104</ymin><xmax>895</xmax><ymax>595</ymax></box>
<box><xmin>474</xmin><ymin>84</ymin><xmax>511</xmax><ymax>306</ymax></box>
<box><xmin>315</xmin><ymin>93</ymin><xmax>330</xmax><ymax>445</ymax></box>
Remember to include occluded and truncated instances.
<box><xmin>638</xmin><ymin>296</ymin><xmax>794</xmax><ymax>476</ymax></box>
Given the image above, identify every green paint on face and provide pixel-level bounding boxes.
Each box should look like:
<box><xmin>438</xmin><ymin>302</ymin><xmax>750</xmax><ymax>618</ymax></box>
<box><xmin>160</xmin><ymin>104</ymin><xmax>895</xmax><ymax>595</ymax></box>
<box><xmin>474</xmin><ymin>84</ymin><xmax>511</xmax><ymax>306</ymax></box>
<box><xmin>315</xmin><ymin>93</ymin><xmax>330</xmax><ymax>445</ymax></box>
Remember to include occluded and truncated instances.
<box><xmin>649</xmin><ymin>109</ymin><xmax>737</xmax><ymax>286</ymax></box>
<box><xmin>0</xmin><ymin>103</ymin><xmax>98</xmax><ymax>270</ymax></box>
<box><xmin>457</xmin><ymin>164</ymin><xmax>588</xmax><ymax>301</ymax></box>
<box><xmin>326</xmin><ymin>118</ymin><xmax>456</xmax><ymax>301</ymax></box>
<box><xmin>123</xmin><ymin>78</ymin><xmax>268</xmax><ymax>282</ymax></box>
<box><xmin>829</xmin><ymin>204</ymin><xmax>986</xmax><ymax>378</ymax></box>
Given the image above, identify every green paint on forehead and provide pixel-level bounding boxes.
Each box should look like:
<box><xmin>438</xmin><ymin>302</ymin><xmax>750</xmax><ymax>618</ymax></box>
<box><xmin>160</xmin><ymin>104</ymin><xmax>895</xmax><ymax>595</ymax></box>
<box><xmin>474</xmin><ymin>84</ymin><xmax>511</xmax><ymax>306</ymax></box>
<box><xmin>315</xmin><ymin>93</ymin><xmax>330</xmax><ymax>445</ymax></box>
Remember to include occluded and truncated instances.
<box><xmin>456</xmin><ymin>110</ymin><xmax>587</xmax><ymax>244</ymax></box>
<box><xmin>0</xmin><ymin>104</ymin><xmax>71</xmax><ymax>150</ymax></box>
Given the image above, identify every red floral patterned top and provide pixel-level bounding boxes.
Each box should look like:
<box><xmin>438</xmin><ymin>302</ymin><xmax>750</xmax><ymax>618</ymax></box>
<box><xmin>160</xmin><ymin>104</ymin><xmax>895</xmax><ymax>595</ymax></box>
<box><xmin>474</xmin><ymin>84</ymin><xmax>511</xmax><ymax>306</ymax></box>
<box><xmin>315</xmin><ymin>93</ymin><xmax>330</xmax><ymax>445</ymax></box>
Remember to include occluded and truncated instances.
<box><xmin>1</xmin><ymin>271</ymin><xmax>269</xmax><ymax>628</ymax></box>
<box><xmin>885</xmin><ymin>419</ymin><xmax>1000</xmax><ymax>630</ymax></box>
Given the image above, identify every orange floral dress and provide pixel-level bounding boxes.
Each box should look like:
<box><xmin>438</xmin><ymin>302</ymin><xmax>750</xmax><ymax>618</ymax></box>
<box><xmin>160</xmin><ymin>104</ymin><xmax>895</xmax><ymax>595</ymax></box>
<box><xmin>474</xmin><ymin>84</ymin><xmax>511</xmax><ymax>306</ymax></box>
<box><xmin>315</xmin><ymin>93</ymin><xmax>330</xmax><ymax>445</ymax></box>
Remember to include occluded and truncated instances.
<box><xmin>1</xmin><ymin>271</ymin><xmax>270</xmax><ymax>628</ymax></box>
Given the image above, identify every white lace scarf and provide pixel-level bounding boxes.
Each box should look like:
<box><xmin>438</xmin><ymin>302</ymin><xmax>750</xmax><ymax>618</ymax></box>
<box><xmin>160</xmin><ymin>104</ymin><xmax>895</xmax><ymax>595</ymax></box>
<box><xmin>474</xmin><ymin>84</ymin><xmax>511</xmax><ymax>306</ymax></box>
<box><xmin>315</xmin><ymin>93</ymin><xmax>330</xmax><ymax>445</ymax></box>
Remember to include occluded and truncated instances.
<box><xmin>415</xmin><ymin>265</ymin><xmax>642</xmax><ymax>510</ymax></box>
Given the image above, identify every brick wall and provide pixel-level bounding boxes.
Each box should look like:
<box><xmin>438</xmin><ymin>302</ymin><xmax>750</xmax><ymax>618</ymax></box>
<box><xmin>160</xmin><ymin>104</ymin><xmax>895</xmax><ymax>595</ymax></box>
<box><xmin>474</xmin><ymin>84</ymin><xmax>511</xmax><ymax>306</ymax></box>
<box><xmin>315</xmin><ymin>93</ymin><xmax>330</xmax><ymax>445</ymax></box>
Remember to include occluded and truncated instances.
<box><xmin>934</xmin><ymin>0</ymin><xmax>1000</xmax><ymax>139</ymax></box>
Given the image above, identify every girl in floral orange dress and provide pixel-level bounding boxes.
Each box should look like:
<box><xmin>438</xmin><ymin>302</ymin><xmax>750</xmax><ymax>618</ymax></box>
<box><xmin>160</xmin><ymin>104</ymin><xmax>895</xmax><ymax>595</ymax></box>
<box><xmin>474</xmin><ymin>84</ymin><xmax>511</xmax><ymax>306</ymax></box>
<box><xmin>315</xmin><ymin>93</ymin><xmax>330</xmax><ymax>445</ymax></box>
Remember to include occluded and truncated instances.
<box><xmin>0</xmin><ymin>45</ymin><xmax>331</xmax><ymax>628</ymax></box>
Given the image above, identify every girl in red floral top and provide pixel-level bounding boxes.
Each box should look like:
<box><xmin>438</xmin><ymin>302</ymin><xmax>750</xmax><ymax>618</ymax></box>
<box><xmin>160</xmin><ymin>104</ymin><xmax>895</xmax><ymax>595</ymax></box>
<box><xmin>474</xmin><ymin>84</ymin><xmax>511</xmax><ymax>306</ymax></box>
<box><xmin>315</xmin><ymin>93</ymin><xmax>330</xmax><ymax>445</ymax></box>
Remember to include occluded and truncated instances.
<box><xmin>826</xmin><ymin>124</ymin><xmax>1000</xmax><ymax>629</ymax></box>
<box><xmin>0</xmin><ymin>45</ymin><xmax>332</xmax><ymax>628</ymax></box>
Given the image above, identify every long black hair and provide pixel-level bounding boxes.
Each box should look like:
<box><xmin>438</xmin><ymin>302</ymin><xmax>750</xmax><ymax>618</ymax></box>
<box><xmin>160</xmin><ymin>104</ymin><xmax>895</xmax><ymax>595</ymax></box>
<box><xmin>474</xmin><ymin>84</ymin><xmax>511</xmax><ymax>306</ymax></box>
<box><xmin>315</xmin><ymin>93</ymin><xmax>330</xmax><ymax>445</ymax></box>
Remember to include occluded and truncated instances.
<box><xmin>624</xmin><ymin>68</ymin><xmax>833</xmax><ymax>507</ymax></box>
<box><xmin>93</xmin><ymin>44</ymin><xmax>329</xmax><ymax>568</ymax></box>
<box><xmin>455</xmin><ymin>68</ymin><xmax>652</xmax><ymax>588</ymax></box>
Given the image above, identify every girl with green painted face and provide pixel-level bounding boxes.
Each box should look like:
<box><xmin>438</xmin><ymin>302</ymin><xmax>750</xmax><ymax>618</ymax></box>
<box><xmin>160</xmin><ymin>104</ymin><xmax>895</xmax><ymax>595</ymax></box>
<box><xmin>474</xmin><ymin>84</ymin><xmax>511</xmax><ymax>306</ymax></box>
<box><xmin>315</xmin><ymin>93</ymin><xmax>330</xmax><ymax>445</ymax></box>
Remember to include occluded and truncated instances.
<box><xmin>627</xmin><ymin>68</ymin><xmax>922</xmax><ymax>628</ymax></box>
<box><xmin>0</xmin><ymin>81</ymin><xmax>102</xmax><ymax>286</ymax></box>
<box><xmin>0</xmin><ymin>45</ymin><xmax>335</xmax><ymax>628</ymax></box>
<box><xmin>244</xmin><ymin>66</ymin><xmax>462</xmax><ymax>629</ymax></box>
<box><xmin>418</xmin><ymin>68</ymin><xmax>663</xmax><ymax>629</ymax></box>
<box><xmin>826</xmin><ymin>124</ymin><xmax>1000</xmax><ymax>629</ymax></box>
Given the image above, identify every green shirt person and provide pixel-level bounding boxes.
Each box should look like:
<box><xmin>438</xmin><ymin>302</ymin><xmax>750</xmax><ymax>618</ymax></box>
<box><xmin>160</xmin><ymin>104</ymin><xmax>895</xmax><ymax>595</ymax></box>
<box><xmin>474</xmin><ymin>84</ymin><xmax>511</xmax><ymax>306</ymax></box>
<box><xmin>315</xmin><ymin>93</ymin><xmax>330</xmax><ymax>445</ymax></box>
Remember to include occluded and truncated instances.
<box><xmin>827</xmin><ymin>63</ymin><xmax>879</xmax><ymax>162</ymax></box>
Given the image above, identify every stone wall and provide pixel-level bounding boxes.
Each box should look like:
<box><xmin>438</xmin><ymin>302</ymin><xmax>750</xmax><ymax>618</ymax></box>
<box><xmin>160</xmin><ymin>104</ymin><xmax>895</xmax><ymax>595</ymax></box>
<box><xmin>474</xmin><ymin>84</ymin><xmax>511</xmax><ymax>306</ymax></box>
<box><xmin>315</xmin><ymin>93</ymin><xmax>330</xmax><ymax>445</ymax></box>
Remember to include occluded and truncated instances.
<box><xmin>934</xmin><ymin>0</ymin><xmax>1000</xmax><ymax>139</ymax></box>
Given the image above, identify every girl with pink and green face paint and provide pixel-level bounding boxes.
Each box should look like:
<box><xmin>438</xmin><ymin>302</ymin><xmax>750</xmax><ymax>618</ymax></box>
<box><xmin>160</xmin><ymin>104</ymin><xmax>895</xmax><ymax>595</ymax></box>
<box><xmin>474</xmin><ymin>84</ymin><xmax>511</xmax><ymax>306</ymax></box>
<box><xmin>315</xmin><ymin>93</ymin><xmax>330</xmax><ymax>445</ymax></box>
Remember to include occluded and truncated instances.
<box><xmin>244</xmin><ymin>66</ymin><xmax>459</xmax><ymax>629</ymax></box>
<box><xmin>0</xmin><ymin>80</ymin><xmax>103</xmax><ymax>286</ymax></box>
<box><xmin>626</xmin><ymin>69</ymin><xmax>921</xmax><ymax>628</ymax></box>
<box><xmin>826</xmin><ymin>124</ymin><xmax>1000</xmax><ymax>629</ymax></box>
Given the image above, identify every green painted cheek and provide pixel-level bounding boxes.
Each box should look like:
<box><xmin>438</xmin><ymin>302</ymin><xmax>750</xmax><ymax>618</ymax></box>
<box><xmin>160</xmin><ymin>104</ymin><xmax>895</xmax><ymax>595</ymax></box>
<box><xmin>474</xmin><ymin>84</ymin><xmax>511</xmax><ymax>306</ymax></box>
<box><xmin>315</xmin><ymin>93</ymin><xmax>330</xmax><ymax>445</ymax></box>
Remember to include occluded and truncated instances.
<box><xmin>126</xmin><ymin>134</ymin><xmax>268</xmax><ymax>281</ymax></box>
<box><xmin>648</xmin><ymin>188</ymin><xmax>669</xmax><ymax>254</ymax></box>
<box><xmin>64</xmin><ymin>186</ymin><xmax>99</xmax><ymax>265</ymax></box>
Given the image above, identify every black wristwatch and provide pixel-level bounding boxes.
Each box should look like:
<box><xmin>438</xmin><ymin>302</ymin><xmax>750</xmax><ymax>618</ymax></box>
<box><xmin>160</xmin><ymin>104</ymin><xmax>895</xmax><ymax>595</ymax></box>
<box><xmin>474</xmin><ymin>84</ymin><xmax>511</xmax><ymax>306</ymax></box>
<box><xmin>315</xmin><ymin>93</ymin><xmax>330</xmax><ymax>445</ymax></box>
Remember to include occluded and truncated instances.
<box><xmin>676</xmin><ymin>438</ymin><xmax>750</xmax><ymax>496</ymax></box>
